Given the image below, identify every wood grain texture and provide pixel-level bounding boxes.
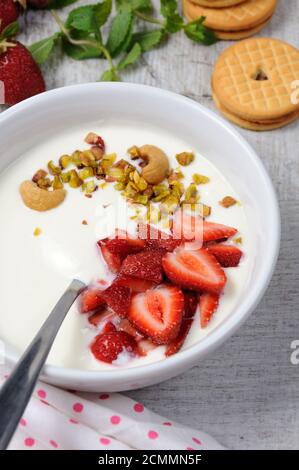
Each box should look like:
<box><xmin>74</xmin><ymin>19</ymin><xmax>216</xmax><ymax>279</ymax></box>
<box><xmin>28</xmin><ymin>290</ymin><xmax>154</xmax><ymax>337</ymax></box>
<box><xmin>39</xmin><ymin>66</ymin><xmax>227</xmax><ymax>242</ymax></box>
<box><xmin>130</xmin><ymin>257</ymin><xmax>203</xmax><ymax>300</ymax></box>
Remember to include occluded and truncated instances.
<box><xmin>2</xmin><ymin>0</ymin><xmax>299</xmax><ymax>450</ymax></box>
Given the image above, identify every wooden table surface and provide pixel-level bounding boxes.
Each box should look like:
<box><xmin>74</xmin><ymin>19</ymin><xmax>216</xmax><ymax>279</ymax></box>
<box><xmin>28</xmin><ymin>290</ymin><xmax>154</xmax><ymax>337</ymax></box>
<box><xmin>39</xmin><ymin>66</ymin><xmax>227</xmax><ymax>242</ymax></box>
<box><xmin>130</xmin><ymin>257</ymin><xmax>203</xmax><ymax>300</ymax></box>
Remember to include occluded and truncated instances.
<box><xmin>9</xmin><ymin>0</ymin><xmax>299</xmax><ymax>450</ymax></box>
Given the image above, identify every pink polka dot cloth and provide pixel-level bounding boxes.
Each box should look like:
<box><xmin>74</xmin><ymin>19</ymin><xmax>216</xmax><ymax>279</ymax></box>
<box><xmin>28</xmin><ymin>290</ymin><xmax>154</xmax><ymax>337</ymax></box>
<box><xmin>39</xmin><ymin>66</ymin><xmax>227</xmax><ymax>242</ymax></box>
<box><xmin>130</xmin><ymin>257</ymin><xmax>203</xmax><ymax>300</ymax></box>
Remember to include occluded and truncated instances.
<box><xmin>0</xmin><ymin>370</ymin><xmax>224</xmax><ymax>450</ymax></box>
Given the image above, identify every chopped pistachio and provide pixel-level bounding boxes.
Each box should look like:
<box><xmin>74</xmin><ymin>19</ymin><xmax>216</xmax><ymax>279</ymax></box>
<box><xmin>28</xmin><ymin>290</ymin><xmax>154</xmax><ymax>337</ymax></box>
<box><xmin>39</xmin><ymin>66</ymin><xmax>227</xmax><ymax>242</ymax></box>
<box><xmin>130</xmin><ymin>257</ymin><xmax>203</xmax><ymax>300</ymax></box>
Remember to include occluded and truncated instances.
<box><xmin>176</xmin><ymin>152</ymin><xmax>195</xmax><ymax>166</ymax></box>
<box><xmin>143</xmin><ymin>186</ymin><xmax>154</xmax><ymax>198</ymax></box>
<box><xmin>37</xmin><ymin>177</ymin><xmax>51</xmax><ymax>189</ymax></box>
<box><xmin>161</xmin><ymin>195</ymin><xmax>179</xmax><ymax>213</ymax></box>
<box><xmin>52</xmin><ymin>175</ymin><xmax>63</xmax><ymax>190</ymax></box>
<box><xmin>184</xmin><ymin>183</ymin><xmax>198</xmax><ymax>204</ymax></box>
<box><xmin>234</xmin><ymin>237</ymin><xmax>243</xmax><ymax>244</ymax></box>
<box><xmin>128</xmin><ymin>145</ymin><xmax>141</xmax><ymax>159</ymax></box>
<box><xmin>152</xmin><ymin>190</ymin><xmax>170</xmax><ymax>202</ymax></box>
<box><xmin>106</xmin><ymin>167</ymin><xmax>125</xmax><ymax>182</ymax></box>
<box><xmin>82</xmin><ymin>180</ymin><xmax>97</xmax><ymax>193</ymax></box>
<box><xmin>146</xmin><ymin>205</ymin><xmax>161</xmax><ymax>224</ymax></box>
<box><xmin>101</xmin><ymin>153</ymin><xmax>117</xmax><ymax>171</ymax></box>
<box><xmin>123</xmin><ymin>181</ymin><xmax>138</xmax><ymax>199</ymax></box>
<box><xmin>33</xmin><ymin>227</ymin><xmax>42</xmax><ymax>237</ymax></box>
<box><xmin>114</xmin><ymin>182</ymin><xmax>126</xmax><ymax>191</ymax></box>
<box><xmin>169</xmin><ymin>180</ymin><xmax>184</xmax><ymax>198</ymax></box>
<box><xmin>99</xmin><ymin>182</ymin><xmax>107</xmax><ymax>189</ymax></box>
<box><xmin>68</xmin><ymin>170</ymin><xmax>83</xmax><ymax>188</ymax></box>
<box><xmin>79</xmin><ymin>166</ymin><xmax>94</xmax><ymax>180</ymax></box>
<box><xmin>59</xmin><ymin>155</ymin><xmax>71</xmax><ymax>169</ymax></box>
<box><xmin>219</xmin><ymin>196</ymin><xmax>237</xmax><ymax>208</ymax></box>
<box><xmin>134</xmin><ymin>194</ymin><xmax>149</xmax><ymax>205</ymax></box>
<box><xmin>198</xmin><ymin>203</ymin><xmax>211</xmax><ymax>218</ymax></box>
<box><xmin>71</xmin><ymin>150</ymin><xmax>82</xmax><ymax>167</ymax></box>
<box><xmin>168</xmin><ymin>169</ymin><xmax>184</xmax><ymax>183</ymax></box>
<box><xmin>61</xmin><ymin>171</ymin><xmax>71</xmax><ymax>183</ymax></box>
<box><xmin>90</xmin><ymin>146</ymin><xmax>104</xmax><ymax>160</ymax></box>
<box><xmin>32</xmin><ymin>169</ymin><xmax>47</xmax><ymax>184</ymax></box>
<box><xmin>80</xmin><ymin>150</ymin><xmax>96</xmax><ymax>167</ymax></box>
<box><xmin>153</xmin><ymin>184</ymin><xmax>168</xmax><ymax>196</ymax></box>
<box><xmin>47</xmin><ymin>160</ymin><xmax>61</xmax><ymax>176</ymax></box>
<box><xmin>192</xmin><ymin>173</ymin><xmax>210</xmax><ymax>185</ymax></box>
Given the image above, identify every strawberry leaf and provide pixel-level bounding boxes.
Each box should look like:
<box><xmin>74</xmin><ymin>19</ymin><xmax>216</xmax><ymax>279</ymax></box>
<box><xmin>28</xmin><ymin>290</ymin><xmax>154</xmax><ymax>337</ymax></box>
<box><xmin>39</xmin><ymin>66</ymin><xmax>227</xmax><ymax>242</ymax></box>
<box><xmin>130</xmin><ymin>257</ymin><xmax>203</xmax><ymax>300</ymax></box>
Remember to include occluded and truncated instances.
<box><xmin>28</xmin><ymin>33</ymin><xmax>61</xmax><ymax>65</ymax></box>
<box><xmin>118</xmin><ymin>42</ymin><xmax>142</xmax><ymax>70</ymax></box>
<box><xmin>0</xmin><ymin>21</ymin><xmax>20</xmax><ymax>40</ymax></box>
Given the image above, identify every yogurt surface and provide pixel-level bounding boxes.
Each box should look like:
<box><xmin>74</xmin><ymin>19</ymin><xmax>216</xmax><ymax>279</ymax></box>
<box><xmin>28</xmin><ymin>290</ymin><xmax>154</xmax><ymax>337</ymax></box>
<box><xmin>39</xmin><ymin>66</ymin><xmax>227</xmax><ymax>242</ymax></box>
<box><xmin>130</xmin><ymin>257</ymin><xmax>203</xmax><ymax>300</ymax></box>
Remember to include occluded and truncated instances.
<box><xmin>0</xmin><ymin>119</ymin><xmax>252</xmax><ymax>370</ymax></box>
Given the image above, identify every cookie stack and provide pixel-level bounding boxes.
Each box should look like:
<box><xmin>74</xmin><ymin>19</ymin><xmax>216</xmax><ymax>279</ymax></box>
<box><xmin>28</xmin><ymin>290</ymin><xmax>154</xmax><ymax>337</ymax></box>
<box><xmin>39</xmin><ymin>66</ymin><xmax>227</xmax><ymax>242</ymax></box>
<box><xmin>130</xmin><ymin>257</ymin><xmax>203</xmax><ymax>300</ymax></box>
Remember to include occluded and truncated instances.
<box><xmin>212</xmin><ymin>38</ymin><xmax>299</xmax><ymax>130</ymax></box>
<box><xmin>183</xmin><ymin>0</ymin><xmax>278</xmax><ymax>40</ymax></box>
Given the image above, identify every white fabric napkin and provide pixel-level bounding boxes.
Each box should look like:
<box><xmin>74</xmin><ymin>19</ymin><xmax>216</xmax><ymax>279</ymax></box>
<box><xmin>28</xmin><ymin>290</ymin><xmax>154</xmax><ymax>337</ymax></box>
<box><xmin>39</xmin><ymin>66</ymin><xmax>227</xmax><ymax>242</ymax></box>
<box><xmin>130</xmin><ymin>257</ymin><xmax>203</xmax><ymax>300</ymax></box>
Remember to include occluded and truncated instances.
<box><xmin>0</xmin><ymin>370</ymin><xmax>224</xmax><ymax>450</ymax></box>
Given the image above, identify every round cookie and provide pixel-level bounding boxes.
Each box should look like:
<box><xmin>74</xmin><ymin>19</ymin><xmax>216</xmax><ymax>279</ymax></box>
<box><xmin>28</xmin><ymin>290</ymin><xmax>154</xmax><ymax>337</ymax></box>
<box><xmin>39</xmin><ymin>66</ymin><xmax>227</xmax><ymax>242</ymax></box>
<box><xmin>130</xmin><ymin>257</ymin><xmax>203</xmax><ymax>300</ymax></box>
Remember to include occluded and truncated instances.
<box><xmin>183</xmin><ymin>0</ymin><xmax>277</xmax><ymax>32</ymax></box>
<box><xmin>204</xmin><ymin>17</ymin><xmax>271</xmax><ymax>40</ymax></box>
<box><xmin>213</xmin><ymin>90</ymin><xmax>299</xmax><ymax>131</ymax></box>
<box><xmin>212</xmin><ymin>38</ymin><xmax>299</xmax><ymax>121</ymax></box>
<box><xmin>191</xmin><ymin>0</ymin><xmax>246</xmax><ymax>7</ymax></box>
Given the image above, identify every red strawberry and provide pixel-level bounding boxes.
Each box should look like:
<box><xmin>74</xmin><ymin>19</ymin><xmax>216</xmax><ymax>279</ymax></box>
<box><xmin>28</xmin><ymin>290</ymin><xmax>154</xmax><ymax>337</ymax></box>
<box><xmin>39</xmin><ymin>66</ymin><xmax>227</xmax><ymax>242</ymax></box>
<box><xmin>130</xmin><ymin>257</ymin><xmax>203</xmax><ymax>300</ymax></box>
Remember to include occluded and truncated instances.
<box><xmin>120</xmin><ymin>249</ymin><xmax>164</xmax><ymax>284</ymax></box>
<box><xmin>165</xmin><ymin>318</ymin><xmax>193</xmax><ymax>357</ymax></box>
<box><xmin>118</xmin><ymin>318</ymin><xmax>142</xmax><ymax>339</ymax></box>
<box><xmin>99</xmin><ymin>284</ymin><xmax>131</xmax><ymax>318</ymax></box>
<box><xmin>206</xmin><ymin>243</ymin><xmax>243</xmax><ymax>267</ymax></box>
<box><xmin>104</xmin><ymin>230</ymin><xmax>145</xmax><ymax>258</ymax></box>
<box><xmin>183</xmin><ymin>290</ymin><xmax>198</xmax><ymax>318</ymax></box>
<box><xmin>115</xmin><ymin>275</ymin><xmax>155</xmax><ymax>293</ymax></box>
<box><xmin>98</xmin><ymin>241</ymin><xmax>122</xmax><ymax>273</ymax></box>
<box><xmin>172</xmin><ymin>210</ymin><xmax>237</xmax><ymax>244</ymax></box>
<box><xmin>80</xmin><ymin>287</ymin><xmax>106</xmax><ymax>314</ymax></box>
<box><xmin>137</xmin><ymin>223</ymin><xmax>182</xmax><ymax>252</ymax></box>
<box><xmin>199</xmin><ymin>293</ymin><xmax>219</xmax><ymax>328</ymax></box>
<box><xmin>90</xmin><ymin>330</ymin><xmax>138</xmax><ymax>363</ymax></box>
<box><xmin>128</xmin><ymin>285</ymin><xmax>184</xmax><ymax>344</ymax></box>
<box><xmin>101</xmin><ymin>321</ymin><xmax>117</xmax><ymax>334</ymax></box>
<box><xmin>162</xmin><ymin>247</ymin><xmax>226</xmax><ymax>294</ymax></box>
<box><xmin>0</xmin><ymin>0</ymin><xmax>23</xmax><ymax>34</ymax></box>
<box><xmin>0</xmin><ymin>41</ymin><xmax>45</xmax><ymax>105</ymax></box>
<box><xmin>88</xmin><ymin>310</ymin><xmax>114</xmax><ymax>327</ymax></box>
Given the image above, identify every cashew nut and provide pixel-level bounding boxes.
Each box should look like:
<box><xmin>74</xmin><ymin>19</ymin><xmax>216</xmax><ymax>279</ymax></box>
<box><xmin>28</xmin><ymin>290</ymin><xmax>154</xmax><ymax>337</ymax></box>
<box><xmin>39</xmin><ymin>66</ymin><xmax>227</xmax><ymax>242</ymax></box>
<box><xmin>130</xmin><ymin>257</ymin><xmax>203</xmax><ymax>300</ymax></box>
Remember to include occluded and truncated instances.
<box><xmin>20</xmin><ymin>180</ymin><xmax>66</xmax><ymax>212</ymax></box>
<box><xmin>139</xmin><ymin>145</ymin><xmax>170</xmax><ymax>185</ymax></box>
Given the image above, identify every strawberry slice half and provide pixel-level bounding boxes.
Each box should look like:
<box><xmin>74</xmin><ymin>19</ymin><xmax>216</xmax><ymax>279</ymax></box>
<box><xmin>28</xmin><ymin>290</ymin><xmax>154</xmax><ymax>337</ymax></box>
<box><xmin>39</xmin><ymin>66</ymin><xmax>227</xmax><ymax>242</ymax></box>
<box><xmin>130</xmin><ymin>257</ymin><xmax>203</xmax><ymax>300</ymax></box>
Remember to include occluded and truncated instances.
<box><xmin>199</xmin><ymin>293</ymin><xmax>219</xmax><ymax>328</ymax></box>
<box><xmin>165</xmin><ymin>318</ymin><xmax>193</xmax><ymax>357</ymax></box>
<box><xmin>99</xmin><ymin>284</ymin><xmax>131</xmax><ymax>318</ymax></box>
<box><xmin>79</xmin><ymin>287</ymin><xmax>106</xmax><ymax>314</ymax></box>
<box><xmin>98</xmin><ymin>241</ymin><xmax>122</xmax><ymax>273</ymax></box>
<box><xmin>137</xmin><ymin>223</ymin><xmax>182</xmax><ymax>252</ymax></box>
<box><xmin>120</xmin><ymin>249</ymin><xmax>164</xmax><ymax>284</ymax></box>
<box><xmin>115</xmin><ymin>275</ymin><xmax>156</xmax><ymax>292</ymax></box>
<box><xmin>103</xmin><ymin>229</ymin><xmax>146</xmax><ymax>258</ymax></box>
<box><xmin>128</xmin><ymin>284</ymin><xmax>184</xmax><ymax>344</ymax></box>
<box><xmin>172</xmin><ymin>210</ymin><xmax>237</xmax><ymax>244</ymax></box>
<box><xmin>162</xmin><ymin>247</ymin><xmax>226</xmax><ymax>294</ymax></box>
<box><xmin>90</xmin><ymin>330</ymin><xmax>138</xmax><ymax>363</ymax></box>
<box><xmin>206</xmin><ymin>243</ymin><xmax>243</xmax><ymax>267</ymax></box>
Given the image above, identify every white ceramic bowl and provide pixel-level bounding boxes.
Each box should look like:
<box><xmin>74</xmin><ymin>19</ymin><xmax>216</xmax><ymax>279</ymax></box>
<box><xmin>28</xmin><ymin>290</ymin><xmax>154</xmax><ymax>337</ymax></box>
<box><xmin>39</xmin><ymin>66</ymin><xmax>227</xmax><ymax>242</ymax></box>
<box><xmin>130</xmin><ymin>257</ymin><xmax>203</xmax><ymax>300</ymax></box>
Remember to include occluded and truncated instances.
<box><xmin>0</xmin><ymin>83</ymin><xmax>280</xmax><ymax>392</ymax></box>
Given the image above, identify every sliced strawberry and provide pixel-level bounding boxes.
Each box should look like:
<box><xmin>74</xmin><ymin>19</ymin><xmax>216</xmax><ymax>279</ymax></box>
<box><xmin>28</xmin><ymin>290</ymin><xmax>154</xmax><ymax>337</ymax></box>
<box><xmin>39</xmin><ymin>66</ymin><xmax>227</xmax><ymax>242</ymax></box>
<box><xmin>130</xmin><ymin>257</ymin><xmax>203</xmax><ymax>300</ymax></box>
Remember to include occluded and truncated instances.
<box><xmin>118</xmin><ymin>318</ymin><xmax>143</xmax><ymax>339</ymax></box>
<box><xmin>98</xmin><ymin>241</ymin><xmax>122</xmax><ymax>273</ymax></box>
<box><xmin>172</xmin><ymin>210</ymin><xmax>237</xmax><ymax>244</ymax></box>
<box><xmin>128</xmin><ymin>285</ymin><xmax>184</xmax><ymax>344</ymax></box>
<box><xmin>104</xmin><ymin>229</ymin><xmax>146</xmax><ymax>258</ymax></box>
<box><xmin>206</xmin><ymin>243</ymin><xmax>243</xmax><ymax>267</ymax></box>
<box><xmin>137</xmin><ymin>339</ymin><xmax>157</xmax><ymax>356</ymax></box>
<box><xmin>120</xmin><ymin>249</ymin><xmax>164</xmax><ymax>284</ymax></box>
<box><xmin>183</xmin><ymin>290</ymin><xmax>199</xmax><ymax>318</ymax></box>
<box><xmin>199</xmin><ymin>293</ymin><xmax>219</xmax><ymax>328</ymax></box>
<box><xmin>115</xmin><ymin>275</ymin><xmax>155</xmax><ymax>292</ymax></box>
<box><xmin>99</xmin><ymin>284</ymin><xmax>131</xmax><ymax>318</ymax></box>
<box><xmin>102</xmin><ymin>321</ymin><xmax>117</xmax><ymax>334</ymax></box>
<box><xmin>90</xmin><ymin>331</ymin><xmax>137</xmax><ymax>363</ymax></box>
<box><xmin>88</xmin><ymin>309</ymin><xmax>115</xmax><ymax>327</ymax></box>
<box><xmin>165</xmin><ymin>318</ymin><xmax>193</xmax><ymax>357</ymax></box>
<box><xmin>162</xmin><ymin>247</ymin><xmax>226</xmax><ymax>294</ymax></box>
<box><xmin>79</xmin><ymin>287</ymin><xmax>106</xmax><ymax>314</ymax></box>
<box><xmin>137</xmin><ymin>223</ymin><xmax>182</xmax><ymax>252</ymax></box>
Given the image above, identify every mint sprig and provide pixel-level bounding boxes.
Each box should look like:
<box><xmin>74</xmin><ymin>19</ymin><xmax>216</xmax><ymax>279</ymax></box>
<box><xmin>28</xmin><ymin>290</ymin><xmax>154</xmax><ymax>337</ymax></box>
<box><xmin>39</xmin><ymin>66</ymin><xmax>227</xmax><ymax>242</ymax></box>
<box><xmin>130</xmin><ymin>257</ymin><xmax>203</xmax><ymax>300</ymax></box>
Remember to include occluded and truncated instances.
<box><xmin>28</xmin><ymin>0</ymin><xmax>217</xmax><ymax>81</ymax></box>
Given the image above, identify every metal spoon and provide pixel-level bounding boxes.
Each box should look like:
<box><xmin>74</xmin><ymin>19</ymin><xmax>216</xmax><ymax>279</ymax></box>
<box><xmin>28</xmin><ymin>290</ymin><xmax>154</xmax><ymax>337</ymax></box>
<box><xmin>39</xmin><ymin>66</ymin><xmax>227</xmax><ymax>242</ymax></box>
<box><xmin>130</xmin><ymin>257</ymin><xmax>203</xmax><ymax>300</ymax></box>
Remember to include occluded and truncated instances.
<box><xmin>0</xmin><ymin>278</ymin><xmax>86</xmax><ymax>450</ymax></box>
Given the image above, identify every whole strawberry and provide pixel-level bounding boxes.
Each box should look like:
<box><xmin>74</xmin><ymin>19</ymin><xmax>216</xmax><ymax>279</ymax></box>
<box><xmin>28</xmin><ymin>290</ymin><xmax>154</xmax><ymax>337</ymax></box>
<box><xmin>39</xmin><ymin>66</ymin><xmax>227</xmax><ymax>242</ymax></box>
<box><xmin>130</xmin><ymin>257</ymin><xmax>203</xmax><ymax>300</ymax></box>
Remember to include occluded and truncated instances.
<box><xmin>0</xmin><ymin>0</ymin><xmax>26</xmax><ymax>34</ymax></box>
<box><xmin>0</xmin><ymin>41</ymin><xmax>45</xmax><ymax>105</ymax></box>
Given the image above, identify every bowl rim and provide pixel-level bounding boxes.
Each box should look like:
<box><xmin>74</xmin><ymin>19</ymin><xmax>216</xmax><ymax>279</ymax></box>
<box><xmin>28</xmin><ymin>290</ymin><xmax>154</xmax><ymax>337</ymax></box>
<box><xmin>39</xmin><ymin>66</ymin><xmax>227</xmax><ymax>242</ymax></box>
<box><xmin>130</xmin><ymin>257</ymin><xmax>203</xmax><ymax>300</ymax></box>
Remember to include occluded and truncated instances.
<box><xmin>0</xmin><ymin>82</ymin><xmax>281</xmax><ymax>383</ymax></box>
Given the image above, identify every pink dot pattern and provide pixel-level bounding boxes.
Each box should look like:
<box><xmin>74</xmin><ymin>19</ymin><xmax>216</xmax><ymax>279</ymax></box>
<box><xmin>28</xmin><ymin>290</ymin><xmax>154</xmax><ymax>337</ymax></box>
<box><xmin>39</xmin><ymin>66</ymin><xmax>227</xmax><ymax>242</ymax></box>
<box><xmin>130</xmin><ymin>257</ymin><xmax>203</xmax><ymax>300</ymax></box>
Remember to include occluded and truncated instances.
<box><xmin>148</xmin><ymin>430</ymin><xmax>159</xmax><ymax>440</ymax></box>
<box><xmin>110</xmin><ymin>415</ymin><xmax>121</xmax><ymax>425</ymax></box>
<box><xmin>50</xmin><ymin>440</ymin><xmax>58</xmax><ymax>448</ymax></box>
<box><xmin>133</xmin><ymin>403</ymin><xmax>144</xmax><ymax>413</ymax></box>
<box><xmin>73</xmin><ymin>402</ymin><xmax>84</xmax><ymax>413</ymax></box>
<box><xmin>24</xmin><ymin>438</ymin><xmax>35</xmax><ymax>447</ymax></box>
<box><xmin>37</xmin><ymin>389</ymin><xmax>46</xmax><ymax>399</ymax></box>
<box><xmin>100</xmin><ymin>438</ymin><xmax>111</xmax><ymax>445</ymax></box>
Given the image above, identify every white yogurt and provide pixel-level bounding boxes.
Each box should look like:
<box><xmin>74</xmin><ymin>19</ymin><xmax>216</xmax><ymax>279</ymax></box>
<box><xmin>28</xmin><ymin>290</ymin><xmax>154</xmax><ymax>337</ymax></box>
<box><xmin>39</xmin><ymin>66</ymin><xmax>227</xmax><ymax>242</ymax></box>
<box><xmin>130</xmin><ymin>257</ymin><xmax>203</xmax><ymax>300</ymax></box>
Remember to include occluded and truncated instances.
<box><xmin>0</xmin><ymin>120</ymin><xmax>253</xmax><ymax>370</ymax></box>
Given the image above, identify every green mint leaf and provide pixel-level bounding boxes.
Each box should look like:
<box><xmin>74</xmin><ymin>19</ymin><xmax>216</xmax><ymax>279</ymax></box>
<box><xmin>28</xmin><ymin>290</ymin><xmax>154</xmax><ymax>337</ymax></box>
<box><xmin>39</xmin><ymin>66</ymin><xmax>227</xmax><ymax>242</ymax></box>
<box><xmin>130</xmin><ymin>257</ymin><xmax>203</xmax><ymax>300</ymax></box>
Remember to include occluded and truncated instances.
<box><xmin>62</xmin><ymin>37</ymin><xmax>103</xmax><ymax>60</ymax></box>
<box><xmin>100</xmin><ymin>68</ymin><xmax>121</xmax><ymax>81</ymax></box>
<box><xmin>0</xmin><ymin>21</ymin><xmax>19</xmax><ymax>40</ymax></box>
<box><xmin>94</xmin><ymin>0</ymin><xmax>112</xmax><ymax>27</ymax></box>
<box><xmin>28</xmin><ymin>33</ymin><xmax>61</xmax><ymax>64</ymax></box>
<box><xmin>66</xmin><ymin>5</ymin><xmax>98</xmax><ymax>32</ymax></box>
<box><xmin>50</xmin><ymin>0</ymin><xmax>79</xmax><ymax>9</ymax></box>
<box><xmin>106</xmin><ymin>6</ymin><xmax>133</xmax><ymax>57</ymax></box>
<box><xmin>184</xmin><ymin>17</ymin><xmax>217</xmax><ymax>45</ymax></box>
<box><xmin>118</xmin><ymin>42</ymin><xmax>141</xmax><ymax>70</ymax></box>
<box><xmin>131</xmin><ymin>29</ymin><xmax>164</xmax><ymax>52</ymax></box>
<box><xmin>116</xmin><ymin>0</ymin><xmax>152</xmax><ymax>11</ymax></box>
<box><xmin>160</xmin><ymin>0</ymin><xmax>184</xmax><ymax>33</ymax></box>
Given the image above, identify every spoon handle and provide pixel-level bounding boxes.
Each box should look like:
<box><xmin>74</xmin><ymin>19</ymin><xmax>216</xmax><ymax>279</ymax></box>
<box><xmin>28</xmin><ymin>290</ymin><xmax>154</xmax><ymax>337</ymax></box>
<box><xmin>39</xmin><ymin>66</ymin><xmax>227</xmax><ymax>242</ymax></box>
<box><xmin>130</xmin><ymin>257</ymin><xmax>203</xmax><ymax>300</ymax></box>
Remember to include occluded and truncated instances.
<box><xmin>0</xmin><ymin>279</ymin><xmax>85</xmax><ymax>450</ymax></box>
